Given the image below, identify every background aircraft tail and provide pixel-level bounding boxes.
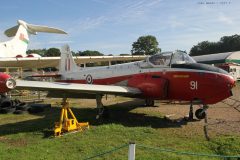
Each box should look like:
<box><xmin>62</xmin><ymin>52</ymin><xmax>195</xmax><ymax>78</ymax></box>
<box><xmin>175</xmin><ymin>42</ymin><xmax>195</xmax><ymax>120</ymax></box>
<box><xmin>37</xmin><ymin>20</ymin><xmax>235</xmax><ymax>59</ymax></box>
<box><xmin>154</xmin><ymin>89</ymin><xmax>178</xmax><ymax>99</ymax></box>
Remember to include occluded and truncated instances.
<box><xmin>3</xmin><ymin>20</ymin><xmax>67</xmax><ymax>57</ymax></box>
<box><xmin>59</xmin><ymin>44</ymin><xmax>79</xmax><ymax>74</ymax></box>
<box><xmin>5</xmin><ymin>24</ymin><xmax>30</xmax><ymax>57</ymax></box>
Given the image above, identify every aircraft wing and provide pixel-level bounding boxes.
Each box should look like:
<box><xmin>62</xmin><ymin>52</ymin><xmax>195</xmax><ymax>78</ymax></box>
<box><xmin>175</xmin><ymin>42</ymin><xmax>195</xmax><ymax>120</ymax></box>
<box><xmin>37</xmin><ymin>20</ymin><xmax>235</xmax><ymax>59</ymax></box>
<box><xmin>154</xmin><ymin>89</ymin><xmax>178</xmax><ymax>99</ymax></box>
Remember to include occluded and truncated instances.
<box><xmin>16</xmin><ymin>80</ymin><xmax>142</xmax><ymax>96</ymax></box>
<box><xmin>0</xmin><ymin>57</ymin><xmax>60</xmax><ymax>68</ymax></box>
<box><xmin>0</xmin><ymin>56</ymin><xmax>146</xmax><ymax>68</ymax></box>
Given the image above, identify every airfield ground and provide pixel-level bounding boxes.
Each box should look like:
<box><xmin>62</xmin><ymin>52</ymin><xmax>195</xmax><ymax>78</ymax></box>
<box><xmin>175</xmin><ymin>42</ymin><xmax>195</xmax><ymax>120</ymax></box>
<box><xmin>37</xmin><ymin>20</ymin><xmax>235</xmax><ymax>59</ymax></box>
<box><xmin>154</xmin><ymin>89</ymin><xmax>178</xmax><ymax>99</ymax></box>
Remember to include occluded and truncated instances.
<box><xmin>0</xmin><ymin>84</ymin><xmax>239</xmax><ymax>160</ymax></box>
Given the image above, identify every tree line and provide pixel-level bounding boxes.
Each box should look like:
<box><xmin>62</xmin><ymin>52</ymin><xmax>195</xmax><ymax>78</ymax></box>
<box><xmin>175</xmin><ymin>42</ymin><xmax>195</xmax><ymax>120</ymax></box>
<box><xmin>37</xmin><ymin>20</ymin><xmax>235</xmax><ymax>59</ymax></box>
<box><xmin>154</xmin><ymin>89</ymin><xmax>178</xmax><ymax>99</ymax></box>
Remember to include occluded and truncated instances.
<box><xmin>27</xmin><ymin>48</ymin><xmax>104</xmax><ymax>57</ymax></box>
<box><xmin>27</xmin><ymin>34</ymin><xmax>240</xmax><ymax>57</ymax></box>
<box><xmin>189</xmin><ymin>34</ymin><xmax>240</xmax><ymax>56</ymax></box>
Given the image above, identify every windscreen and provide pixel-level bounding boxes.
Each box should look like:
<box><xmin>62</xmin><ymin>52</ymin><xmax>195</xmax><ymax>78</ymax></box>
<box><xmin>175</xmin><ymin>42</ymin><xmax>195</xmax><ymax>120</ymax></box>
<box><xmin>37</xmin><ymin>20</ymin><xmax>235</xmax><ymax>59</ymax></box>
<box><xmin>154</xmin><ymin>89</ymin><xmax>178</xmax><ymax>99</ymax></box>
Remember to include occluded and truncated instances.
<box><xmin>171</xmin><ymin>51</ymin><xmax>196</xmax><ymax>64</ymax></box>
<box><xmin>148</xmin><ymin>52</ymin><xmax>172</xmax><ymax>66</ymax></box>
<box><xmin>148</xmin><ymin>51</ymin><xmax>195</xmax><ymax>67</ymax></box>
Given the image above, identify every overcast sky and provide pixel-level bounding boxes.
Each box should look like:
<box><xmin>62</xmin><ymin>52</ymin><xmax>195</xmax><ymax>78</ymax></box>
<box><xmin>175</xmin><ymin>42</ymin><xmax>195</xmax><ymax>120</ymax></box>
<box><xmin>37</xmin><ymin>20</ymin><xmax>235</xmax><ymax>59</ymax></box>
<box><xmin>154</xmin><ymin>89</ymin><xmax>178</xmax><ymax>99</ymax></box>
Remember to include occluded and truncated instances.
<box><xmin>0</xmin><ymin>0</ymin><xmax>239</xmax><ymax>54</ymax></box>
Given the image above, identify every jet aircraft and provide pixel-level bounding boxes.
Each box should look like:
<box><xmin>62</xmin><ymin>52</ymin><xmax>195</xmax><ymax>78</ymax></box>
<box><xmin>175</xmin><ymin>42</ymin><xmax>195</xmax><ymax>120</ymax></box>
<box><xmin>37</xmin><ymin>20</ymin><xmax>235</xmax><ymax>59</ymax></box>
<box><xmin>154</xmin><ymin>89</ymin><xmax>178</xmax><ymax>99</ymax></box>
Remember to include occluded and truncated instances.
<box><xmin>16</xmin><ymin>45</ymin><xmax>235</xmax><ymax>123</ymax></box>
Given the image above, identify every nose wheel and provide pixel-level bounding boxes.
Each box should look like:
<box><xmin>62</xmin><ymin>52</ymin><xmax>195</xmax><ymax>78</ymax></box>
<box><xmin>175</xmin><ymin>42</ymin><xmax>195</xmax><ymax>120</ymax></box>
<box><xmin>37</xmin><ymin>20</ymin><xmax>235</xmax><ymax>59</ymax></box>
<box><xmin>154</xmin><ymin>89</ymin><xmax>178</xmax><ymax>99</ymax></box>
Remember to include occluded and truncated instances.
<box><xmin>188</xmin><ymin>103</ymin><xmax>208</xmax><ymax>120</ymax></box>
<box><xmin>195</xmin><ymin>105</ymin><xmax>208</xmax><ymax>120</ymax></box>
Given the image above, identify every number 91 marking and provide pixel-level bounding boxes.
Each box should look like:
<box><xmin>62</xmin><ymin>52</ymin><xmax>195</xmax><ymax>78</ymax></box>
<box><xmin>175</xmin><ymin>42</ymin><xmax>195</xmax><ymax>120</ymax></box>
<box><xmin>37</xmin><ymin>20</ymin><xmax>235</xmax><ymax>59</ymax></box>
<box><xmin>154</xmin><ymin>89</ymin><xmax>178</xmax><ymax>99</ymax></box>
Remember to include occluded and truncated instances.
<box><xmin>190</xmin><ymin>81</ymin><xmax>198</xmax><ymax>90</ymax></box>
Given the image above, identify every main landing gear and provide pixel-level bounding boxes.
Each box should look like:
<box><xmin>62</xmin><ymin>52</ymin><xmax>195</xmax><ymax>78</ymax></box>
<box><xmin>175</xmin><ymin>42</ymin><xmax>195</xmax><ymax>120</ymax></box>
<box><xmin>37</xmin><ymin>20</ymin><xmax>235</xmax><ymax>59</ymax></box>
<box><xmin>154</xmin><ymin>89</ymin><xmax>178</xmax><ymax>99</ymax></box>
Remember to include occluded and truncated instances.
<box><xmin>145</xmin><ymin>99</ymin><xmax>155</xmax><ymax>107</ymax></box>
<box><xmin>188</xmin><ymin>102</ymin><xmax>208</xmax><ymax>120</ymax></box>
<box><xmin>96</xmin><ymin>95</ymin><xmax>109</xmax><ymax>120</ymax></box>
<box><xmin>54</xmin><ymin>98</ymin><xmax>89</xmax><ymax>136</ymax></box>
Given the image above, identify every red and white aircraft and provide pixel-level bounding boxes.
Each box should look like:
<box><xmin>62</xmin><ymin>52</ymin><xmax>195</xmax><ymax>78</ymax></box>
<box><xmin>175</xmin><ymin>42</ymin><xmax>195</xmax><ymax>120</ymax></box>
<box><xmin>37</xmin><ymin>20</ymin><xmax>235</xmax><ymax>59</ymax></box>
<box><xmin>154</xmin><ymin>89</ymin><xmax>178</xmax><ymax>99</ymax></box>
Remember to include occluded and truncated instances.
<box><xmin>16</xmin><ymin>45</ymin><xmax>235</xmax><ymax>120</ymax></box>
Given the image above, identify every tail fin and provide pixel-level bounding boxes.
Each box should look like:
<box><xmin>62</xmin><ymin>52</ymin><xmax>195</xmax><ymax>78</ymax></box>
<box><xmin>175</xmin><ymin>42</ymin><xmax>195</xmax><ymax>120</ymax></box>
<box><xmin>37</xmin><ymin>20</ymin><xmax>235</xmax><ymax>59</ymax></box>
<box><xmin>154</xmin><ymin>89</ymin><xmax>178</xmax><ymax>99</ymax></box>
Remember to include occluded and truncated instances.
<box><xmin>59</xmin><ymin>44</ymin><xmax>79</xmax><ymax>74</ymax></box>
<box><xmin>3</xmin><ymin>23</ymin><xmax>30</xmax><ymax>57</ymax></box>
<box><xmin>2</xmin><ymin>20</ymin><xmax>67</xmax><ymax>58</ymax></box>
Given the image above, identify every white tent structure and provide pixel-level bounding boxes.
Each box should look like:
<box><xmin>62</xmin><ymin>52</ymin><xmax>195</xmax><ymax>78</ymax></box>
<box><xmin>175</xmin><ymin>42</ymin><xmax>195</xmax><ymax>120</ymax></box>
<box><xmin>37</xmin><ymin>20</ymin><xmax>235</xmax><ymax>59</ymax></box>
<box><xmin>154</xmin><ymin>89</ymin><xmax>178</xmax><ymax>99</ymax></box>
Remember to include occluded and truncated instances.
<box><xmin>193</xmin><ymin>51</ymin><xmax>240</xmax><ymax>65</ymax></box>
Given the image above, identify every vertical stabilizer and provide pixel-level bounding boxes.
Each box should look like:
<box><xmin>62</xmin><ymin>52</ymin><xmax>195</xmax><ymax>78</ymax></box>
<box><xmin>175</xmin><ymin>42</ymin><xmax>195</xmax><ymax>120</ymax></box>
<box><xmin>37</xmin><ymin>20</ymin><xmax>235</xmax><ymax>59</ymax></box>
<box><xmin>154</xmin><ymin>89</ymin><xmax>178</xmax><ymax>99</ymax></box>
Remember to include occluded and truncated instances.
<box><xmin>10</xmin><ymin>24</ymin><xmax>30</xmax><ymax>57</ymax></box>
<box><xmin>59</xmin><ymin>44</ymin><xmax>79</xmax><ymax>74</ymax></box>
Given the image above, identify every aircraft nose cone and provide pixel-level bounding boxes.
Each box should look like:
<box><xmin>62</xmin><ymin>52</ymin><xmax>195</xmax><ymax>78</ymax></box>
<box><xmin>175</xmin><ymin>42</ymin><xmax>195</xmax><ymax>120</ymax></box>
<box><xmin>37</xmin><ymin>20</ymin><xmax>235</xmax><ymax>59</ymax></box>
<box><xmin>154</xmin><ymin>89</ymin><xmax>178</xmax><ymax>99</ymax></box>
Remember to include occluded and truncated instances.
<box><xmin>5</xmin><ymin>78</ymin><xmax>16</xmax><ymax>89</ymax></box>
<box><xmin>0</xmin><ymin>73</ymin><xmax>15</xmax><ymax>93</ymax></box>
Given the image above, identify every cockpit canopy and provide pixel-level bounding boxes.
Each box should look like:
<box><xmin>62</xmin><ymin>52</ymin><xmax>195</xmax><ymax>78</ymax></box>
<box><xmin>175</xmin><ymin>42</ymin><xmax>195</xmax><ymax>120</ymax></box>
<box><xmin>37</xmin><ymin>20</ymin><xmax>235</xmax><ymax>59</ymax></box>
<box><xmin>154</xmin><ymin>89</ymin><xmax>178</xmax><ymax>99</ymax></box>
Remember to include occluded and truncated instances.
<box><xmin>148</xmin><ymin>50</ymin><xmax>196</xmax><ymax>67</ymax></box>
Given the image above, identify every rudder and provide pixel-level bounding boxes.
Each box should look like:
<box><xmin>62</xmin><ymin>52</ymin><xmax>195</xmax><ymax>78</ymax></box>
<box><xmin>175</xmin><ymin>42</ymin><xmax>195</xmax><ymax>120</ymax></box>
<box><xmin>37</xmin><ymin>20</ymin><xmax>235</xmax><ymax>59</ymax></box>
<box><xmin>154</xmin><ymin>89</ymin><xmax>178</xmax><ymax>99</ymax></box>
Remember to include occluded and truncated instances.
<box><xmin>59</xmin><ymin>44</ymin><xmax>79</xmax><ymax>74</ymax></box>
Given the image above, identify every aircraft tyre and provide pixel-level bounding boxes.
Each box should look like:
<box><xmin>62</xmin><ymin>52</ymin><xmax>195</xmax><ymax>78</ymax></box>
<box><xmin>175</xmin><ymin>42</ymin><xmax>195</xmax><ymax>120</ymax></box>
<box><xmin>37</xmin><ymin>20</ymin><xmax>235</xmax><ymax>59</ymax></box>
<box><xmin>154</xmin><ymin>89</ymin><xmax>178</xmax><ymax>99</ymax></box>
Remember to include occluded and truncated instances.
<box><xmin>195</xmin><ymin>108</ymin><xmax>206</xmax><ymax>119</ymax></box>
<box><xmin>0</xmin><ymin>99</ymin><xmax>12</xmax><ymax>108</ymax></box>
<box><xmin>0</xmin><ymin>107</ymin><xmax>15</xmax><ymax>114</ymax></box>
<box><xmin>0</xmin><ymin>94</ymin><xmax>8</xmax><ymax>104</ymax></box>
<box><xmin>13</xmin><ymin>110</ymin><xmax>24</xmax><ymax>114</ymax></box>
<box><xmin>96</xmin><ymin>106</ymin><xmax>109</xmax><ymax>120</ymax></box>
<box><xmin>16</xmin><ymin>103</ymin><xmax>29</xmax><ymax>111</ymax></box>
<box><xmin>145</xmin><ymin>99</ymin><xmax>155</xmax><ymax>107</ymax></box>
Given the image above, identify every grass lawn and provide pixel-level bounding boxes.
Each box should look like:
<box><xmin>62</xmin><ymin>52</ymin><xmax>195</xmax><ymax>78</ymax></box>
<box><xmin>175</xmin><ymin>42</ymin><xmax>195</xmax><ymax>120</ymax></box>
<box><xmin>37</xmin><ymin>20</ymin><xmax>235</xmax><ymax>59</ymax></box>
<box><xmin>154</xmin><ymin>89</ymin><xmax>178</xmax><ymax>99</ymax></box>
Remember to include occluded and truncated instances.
<box><xmin>0</xmin><ymin>96</ymin><xmax>239</xmax><ymax>160</ymax></box>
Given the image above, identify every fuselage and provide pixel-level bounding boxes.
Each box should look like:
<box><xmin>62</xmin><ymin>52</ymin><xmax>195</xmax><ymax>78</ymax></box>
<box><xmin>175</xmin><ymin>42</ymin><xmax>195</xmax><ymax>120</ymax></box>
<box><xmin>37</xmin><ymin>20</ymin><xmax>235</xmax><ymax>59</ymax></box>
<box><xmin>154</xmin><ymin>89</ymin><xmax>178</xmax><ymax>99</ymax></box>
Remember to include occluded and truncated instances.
<box><xmin>0</xmin><ymin>41</ymin><xmax>27</xmax><ymax>58</ymax></box>
<box><xmin>58</xmin><ymin>51</ymin><xmax>235</xmax><ymax>104</ymax></box>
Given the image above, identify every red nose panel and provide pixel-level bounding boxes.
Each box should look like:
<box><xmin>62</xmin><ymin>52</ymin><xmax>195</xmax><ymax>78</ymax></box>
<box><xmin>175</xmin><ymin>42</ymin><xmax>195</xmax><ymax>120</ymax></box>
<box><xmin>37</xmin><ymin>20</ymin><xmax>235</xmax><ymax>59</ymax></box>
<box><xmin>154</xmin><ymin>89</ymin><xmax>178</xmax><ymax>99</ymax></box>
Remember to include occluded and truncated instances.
<box><xmin>0</xmin><ymin>73</ymin><xmax>13</xmax><ymax>93</ymax></box>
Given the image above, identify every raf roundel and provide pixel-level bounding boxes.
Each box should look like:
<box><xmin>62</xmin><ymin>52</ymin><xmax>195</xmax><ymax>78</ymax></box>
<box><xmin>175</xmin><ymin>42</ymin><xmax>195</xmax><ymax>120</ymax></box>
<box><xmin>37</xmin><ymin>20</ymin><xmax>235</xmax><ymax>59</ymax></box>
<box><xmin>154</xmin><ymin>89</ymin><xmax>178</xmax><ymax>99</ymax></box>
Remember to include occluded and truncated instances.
<box><xmin>86</xmin><ymin>74</ymin><xmax>93</xmax><ymax>84</ymax></box>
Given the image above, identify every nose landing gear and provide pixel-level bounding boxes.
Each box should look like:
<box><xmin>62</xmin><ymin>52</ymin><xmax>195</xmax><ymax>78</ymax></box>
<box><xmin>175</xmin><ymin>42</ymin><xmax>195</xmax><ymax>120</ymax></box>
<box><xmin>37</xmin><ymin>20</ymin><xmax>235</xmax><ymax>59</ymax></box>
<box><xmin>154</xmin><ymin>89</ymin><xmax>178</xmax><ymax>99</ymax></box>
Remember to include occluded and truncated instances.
<box><xmin>188</xmin><ymin>102</ymin><xmax>208</xmax><ymax>120</ymax></box>
<box><xmin>188</xmin><ymin>103</ymin><xmax>194</xmax><ymax>120</ymax></box>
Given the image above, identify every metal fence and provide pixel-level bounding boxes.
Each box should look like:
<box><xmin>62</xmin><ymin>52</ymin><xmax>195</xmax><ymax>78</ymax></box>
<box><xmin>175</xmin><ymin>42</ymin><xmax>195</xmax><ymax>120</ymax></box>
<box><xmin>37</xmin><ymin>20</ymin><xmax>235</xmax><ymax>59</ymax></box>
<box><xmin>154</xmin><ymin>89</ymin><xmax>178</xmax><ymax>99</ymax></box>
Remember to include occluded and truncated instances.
<box><xmin>8</xmin><ymin>90</ymin><xmax>47</xmax><ymax>103</ymax></box>
<box><xmin>83</xmin><ymin>142</ymin><xmax>240</xmax><ymax>160</ymax></box>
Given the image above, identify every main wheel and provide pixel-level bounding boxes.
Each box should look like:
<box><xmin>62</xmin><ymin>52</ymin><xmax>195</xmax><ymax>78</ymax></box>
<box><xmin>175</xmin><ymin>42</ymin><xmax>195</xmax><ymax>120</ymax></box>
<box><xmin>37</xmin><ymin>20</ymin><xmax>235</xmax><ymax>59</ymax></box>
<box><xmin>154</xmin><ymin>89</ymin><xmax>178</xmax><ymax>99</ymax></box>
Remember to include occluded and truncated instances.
<box><xmin>96</xmin><ymin>106</ymin><xmax>109</xmax><ymax>120</ymax></box>
<box><xmin>0</xmin><ymin>99</ymin><xmax>12</xmax><ymax>108</ymax></box>
<box><xmin>0</xmin><ymin>107</ymin><xmax>15</xmax><ymax>114</ymax></box>
<box><xmin>145</xmin><ymin>99</ymin><xmax>155</xmax><ymax>106</ymax></box>
<box><xmin>195</xmin><ymin>108</ymin><xmax>206</xmax><ymax>119</ymax></box>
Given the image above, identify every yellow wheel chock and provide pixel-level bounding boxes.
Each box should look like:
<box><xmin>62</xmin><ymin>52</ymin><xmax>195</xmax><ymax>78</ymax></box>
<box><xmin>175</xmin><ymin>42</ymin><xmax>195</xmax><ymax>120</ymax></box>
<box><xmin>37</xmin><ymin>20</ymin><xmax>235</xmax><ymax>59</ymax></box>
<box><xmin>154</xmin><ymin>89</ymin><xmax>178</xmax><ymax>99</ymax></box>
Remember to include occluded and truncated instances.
<box><xmin>54</xmin><ymin>98</ymin><xmax>89</xmax><ymax>136</ymax></box>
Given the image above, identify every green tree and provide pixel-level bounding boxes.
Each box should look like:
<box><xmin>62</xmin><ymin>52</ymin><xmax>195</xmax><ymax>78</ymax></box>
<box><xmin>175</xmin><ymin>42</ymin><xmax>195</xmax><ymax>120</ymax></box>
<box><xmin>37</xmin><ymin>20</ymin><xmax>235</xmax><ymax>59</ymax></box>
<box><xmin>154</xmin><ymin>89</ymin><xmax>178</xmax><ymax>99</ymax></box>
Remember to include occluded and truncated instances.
<box><xmin>44</xmin><ymin>48</ymin><xmax>61</xmax><ymax>57</ymax></box>
<box><xmin>131</xmin><ymin>35</ymin><xmax>161</xmax><ymax>55</ymax></box>
<box><xmin>26</xmin><ymin>49</ymin><xmax>46</xmax><ymax>56</ymax></box>
<box><xmin>119</xmin><ymin>54</ymin><xmax>130</xmax><ymax>56</ymax></box>
<box><xmin>71</xmin><ymin>51</ymin><xmax>77</xmax><ymax>56</ymax></box>
<box><xmin>190</xmin><ymin>34</ymin><xmax>240</xmax><ymax>56</ymax></box>
<box><xmin>219</xmin><ymin>34</ymin><xmax>240</xmax><ymax>52</ymax></box>
<box><xmin>190</xmin><ymin>41</ymin><xmax>219</xmax><ymax>56</ymax></box>
<box><xmin>77</xmin><ymin>50</ymin><xmax>104</xmax><ymax>56</ymax></box>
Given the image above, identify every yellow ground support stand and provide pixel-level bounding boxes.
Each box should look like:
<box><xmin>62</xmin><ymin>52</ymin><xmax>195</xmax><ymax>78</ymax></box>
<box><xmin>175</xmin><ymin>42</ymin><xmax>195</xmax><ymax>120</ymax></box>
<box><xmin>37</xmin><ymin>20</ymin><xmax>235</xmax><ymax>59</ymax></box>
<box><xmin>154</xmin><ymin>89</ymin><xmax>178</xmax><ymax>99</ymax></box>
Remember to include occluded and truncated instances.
<box><xmin>54</xmin><ymin>98</ymin><xmax>89</xmax><ymax>136</ymax></box>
